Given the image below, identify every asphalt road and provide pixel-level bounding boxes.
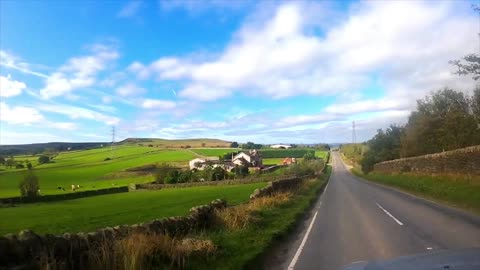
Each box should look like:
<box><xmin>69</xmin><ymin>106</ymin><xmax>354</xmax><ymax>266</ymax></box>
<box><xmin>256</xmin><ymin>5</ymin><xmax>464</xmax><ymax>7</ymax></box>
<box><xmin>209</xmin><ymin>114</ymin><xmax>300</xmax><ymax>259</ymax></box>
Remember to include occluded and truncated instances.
<box><xmin>272</xmin><ymin>152</ymin><xmax>480</xmax><ymax>270</ymax></box>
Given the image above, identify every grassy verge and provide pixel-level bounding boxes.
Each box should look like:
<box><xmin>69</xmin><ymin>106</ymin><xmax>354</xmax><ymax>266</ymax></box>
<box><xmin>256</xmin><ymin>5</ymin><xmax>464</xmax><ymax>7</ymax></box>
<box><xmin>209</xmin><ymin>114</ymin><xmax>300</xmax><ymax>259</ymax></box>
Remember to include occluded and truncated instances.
<box><xmin>0</xmin><ymin>182</ymin><xmax>266</xmax><ymax>235</ymax></box>
<box><xmin>191</xmin><ymin>165</ymin><xmax>332</xmax><ymax>270</ymax></box>
<box><xmin>351</xmin><ymin>168</ymin><xmax>480</xmax><ymax>214</ymax></box>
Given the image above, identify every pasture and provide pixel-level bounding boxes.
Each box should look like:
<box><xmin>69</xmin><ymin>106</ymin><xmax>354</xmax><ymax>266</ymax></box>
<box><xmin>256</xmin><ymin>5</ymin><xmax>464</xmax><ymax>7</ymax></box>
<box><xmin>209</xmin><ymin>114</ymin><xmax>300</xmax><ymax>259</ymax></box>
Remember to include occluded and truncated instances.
<box><xmin>0</xmin><ymin>182</ymin><xmax>266</xmax><ymax>235</ymax></box>
<box><xmin>0</xmin><ymin>146</ymin><xmax>196</xmax><ymax>198</ymax></box>
<box><xmin>190</xmin><ymin>148</ymin><xmax>239</xmax><ymax>157</ymax></box>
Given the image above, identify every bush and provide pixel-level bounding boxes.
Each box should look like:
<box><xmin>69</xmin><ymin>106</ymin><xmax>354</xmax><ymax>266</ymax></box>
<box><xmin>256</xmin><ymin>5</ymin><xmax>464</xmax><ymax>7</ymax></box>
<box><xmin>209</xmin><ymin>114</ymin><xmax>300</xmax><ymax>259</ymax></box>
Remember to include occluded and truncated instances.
<box><xmin>164</xmin><ymin>170</ymin><xmax>180</xmax><ymax>184</ymax></box>
<box><xmin>303</xmin><ymin>151</ymin><xmax>316</xmax><ymax>160</ymax></box>
<box><xmin>233</xmin><ymin>165</ymin><xmax>249</xmax><ymax>178</ymax></box>
<box><xmin>360</xmin><ymin>154</ymin><xmax>376</xmax><ymax>174</ymax></box>
<box><xmin>38</xmin><ymin>155</ymin><xmax>50</xmax><ymax>164</ymax></box>
<box><xmin>211</xmin><ymin>167</ymin><xmax>226</xmax><ymax>181</ymax></box>
<box><xmin>19</xmin><ymin>170</ymin><xmax>40</xmax><ymax>197</ymax></box>
<box><xmin>155</xmin><ymin>164</ymin><xmax>177</xmax><ymax>184</ymax></box>
<box><xmin>104</xmin><ymin>157</ymin><xmax>111</xmax><ymax>161</ymax></box>
<box><xmin>15</xmin><ymin>163</ymin><xmax>25</xmax><ymax>169</ymax></box>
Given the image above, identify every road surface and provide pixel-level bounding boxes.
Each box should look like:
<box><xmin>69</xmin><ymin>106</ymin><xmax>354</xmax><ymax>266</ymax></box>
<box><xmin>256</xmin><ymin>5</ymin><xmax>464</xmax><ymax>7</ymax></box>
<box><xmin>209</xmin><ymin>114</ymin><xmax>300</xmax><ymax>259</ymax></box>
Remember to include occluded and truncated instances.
<box><xmin>271</xmin><ymin>152</ymin><xmax>480</xmax><ymax>270</ymax></box>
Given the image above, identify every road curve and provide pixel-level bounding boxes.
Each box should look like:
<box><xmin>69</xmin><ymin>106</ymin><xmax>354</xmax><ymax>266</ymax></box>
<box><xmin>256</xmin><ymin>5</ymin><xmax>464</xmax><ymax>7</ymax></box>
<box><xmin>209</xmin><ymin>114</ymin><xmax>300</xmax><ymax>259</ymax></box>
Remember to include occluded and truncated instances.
<box><xmin>271</xmin><ymin>152</ymin><xmax>480</xmax><ymax>270</ymax></box>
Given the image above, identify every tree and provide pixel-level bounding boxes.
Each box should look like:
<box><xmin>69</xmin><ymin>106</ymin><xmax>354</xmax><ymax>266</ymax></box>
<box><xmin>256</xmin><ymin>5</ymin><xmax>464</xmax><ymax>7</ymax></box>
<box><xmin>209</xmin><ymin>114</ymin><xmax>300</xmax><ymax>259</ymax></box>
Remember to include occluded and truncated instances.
<box><xmin>449</xmin><ymin>6</ymin><xmax>480</xmax><ymax>80</ymax></box>
<box><xmin>26</xmin><ymin>162</ymin><xmax>33</xmax><ymax>170</ymax></box>
<box><xmin>360</xmin><ymin>125</ymin><xmax>404</xmax><ymax>174</ymax></box>
<box><xmin>163</xmin><ymin>170</ymin><xmax>180</xmax><ymax>184</ymax></box>
<box><xmin>230</xmin><ymin>141</ymin><xmax>239</xmax><ymax>148</ymax></box>
<box><xmin>5</xmin><ymin>157</ymin><xmax>15</xmax><ymax>168</ymax></box>
<box><xmin>155</xmin><ymin>164</ymin><xmax>176</xmax><ymax>184</ymax></box>
<box><xmin>211</xmin><ymin>166</ymin><xmax>226</xmax><ymax>181</ymax></box>
<box><xmin>38</xmin><ymin>155</ymin><xmax>50</xmax><ymax>164</ymax></box>
<box><xmin>234</xmin><ymin>165</ymin><xmax>249</xmax><ymax>178</ymax></box>
<box><xmin>0</xmin><ymin>156</ymin><xmax>5</xmax><ymax>165</ymax></box>
<box><xmin>242</xmin><ymin>141</ymin><xmax>262</xmax><ymax>149</ymax></box>
<box><xmin>19</xmin><ymin>170</ymin><xmax>40</xmax><ymax>197</ymax></box>
<box><xmin>177</xmin><ymin>170</ymin><xmax>192</xmax><ymax>183</ymax></box>
<box><xmin>303</xmin><ymin>151</ymin><xmax>316</xmax><ymax>160</ymax></box>
<box><xmin>400</xmin><ymin>89</ymin><xmax>480</xmax><ymax>157</ymax></box>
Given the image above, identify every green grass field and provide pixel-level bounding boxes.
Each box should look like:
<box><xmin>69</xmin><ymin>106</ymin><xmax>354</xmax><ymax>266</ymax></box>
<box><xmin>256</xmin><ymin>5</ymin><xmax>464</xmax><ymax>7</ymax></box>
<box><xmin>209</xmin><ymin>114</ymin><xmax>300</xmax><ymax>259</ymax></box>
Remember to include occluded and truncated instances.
<box><xmin>262</xmin><ymin>158</ymin><xmax>285</xmax><ymax>165</ymax></box>
<box><xmin>315</xmin><ymin>150</ymin><xmax>329</xmax><ymax>160</ymax></box>
<box><xmin>190</xmin><ymin>148</ymin><xmax>239</xmax><ymax>157</ymax></box>
<box><xmin>0</xmin><ymin>182</ymin><xmax>266</xmax><ymax>235</ymax></box>
<box><xmin>0</xmin><ymin>146</ymin><xmax>196</xmax><ymax>198</ymax></box>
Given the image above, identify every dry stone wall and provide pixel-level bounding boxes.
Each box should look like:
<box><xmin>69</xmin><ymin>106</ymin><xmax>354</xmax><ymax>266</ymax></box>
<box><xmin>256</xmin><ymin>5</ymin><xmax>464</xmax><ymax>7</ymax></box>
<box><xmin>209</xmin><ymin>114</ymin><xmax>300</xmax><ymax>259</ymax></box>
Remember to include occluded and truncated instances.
<box><xmin>373</xmin><ymin>145</ymin><xmax>480</xmax><ymax>175</ymax></box>
<box><xmin>0</xmin><ymin>199</ymin><xmax>226</xmax><ymax>269</ymax></box>
<box><xmin>249</xmin><ymin>176</ymin><xmax>305</xmax><ymax>200</ymax></box>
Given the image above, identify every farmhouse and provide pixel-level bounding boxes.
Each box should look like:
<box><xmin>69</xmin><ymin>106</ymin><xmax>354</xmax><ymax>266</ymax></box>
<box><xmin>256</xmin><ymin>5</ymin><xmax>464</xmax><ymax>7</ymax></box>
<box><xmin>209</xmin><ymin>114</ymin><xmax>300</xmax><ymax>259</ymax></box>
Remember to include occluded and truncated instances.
<box><xmin>189</xmin><ymin>157</ymin><xmax>220</xmax><ymax>170</ymax></box>
<box><xmin>282</xmin><ymin>157</ymin><xmax>297</xmax><ymax>165</ymax></box>
<box><xmin>270</xmin><ymin>144</ymin><xmax>292</xmax><ymax>149</ymax></box>
<box><xmin>232</xmin><ymin>150</ymin><xmax>262</xmax><ymax>167</ymax></box>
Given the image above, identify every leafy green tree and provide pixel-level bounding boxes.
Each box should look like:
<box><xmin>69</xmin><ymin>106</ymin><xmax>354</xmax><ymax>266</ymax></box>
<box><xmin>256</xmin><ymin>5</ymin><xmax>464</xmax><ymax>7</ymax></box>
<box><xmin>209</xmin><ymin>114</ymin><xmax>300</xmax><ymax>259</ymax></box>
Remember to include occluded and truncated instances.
<box><xmin>177</xmin><ymin>170</ymin><xmax>192</xmax><ymax>183</ymax></box>
<box><xmin>360</xmin><ymin>125</ymin><xmax>404</xmax><ymax>174</ymax></box>
<box><xmin>5</xmin><ymin>157</ymin><xmax>15</xmax><ymax>168</ymax></box>
<box><xmin>155</xmin><ymin>164</ymin><xmax>176</xmax><ymax>184</ymax></box>
<box><xmin>234</xmin><ymin>165</ymin><xmax>249</xmax><ymax>178</ymax></box>
<box><xmin>163</xmin><ymin>170</ymin><xmax>180</xmax><ymax>184</ymax></box>
<box><xmin>26</xmin><ymin>162</ymin><xmax>33</xmax><ymax>170</ymax></box>
<box><xmin>401</xmin><ymin>89</ymin><xmax>480</xmax><ymax>157</ymax></box>
<box><xmin>19</xmin><ymin>170</ymin><xmax>40</xmax><ymax>197</ymax></box>
<box><xmin>303</xmin><ymin>151</ymin><xmax>316</xmax><ymax>160</ymax></box>
<box><xmin>230</xmin><ymin>141</ymin><xmax>239</xmax><ymax>148</ymax></box>
<box><xmin>211</xmin><ymin>166</ymin><xmax>226</xmax><ymax>181</ymax></box>
<box><xmin>0</xmin><ymin>156</ymin><xmax>5</xmax><ymax>165</ymax></box>
<box><xmin>38</xmin><ymin>155</ymin><xmax>50</xmax><ymax>164</ymax></box>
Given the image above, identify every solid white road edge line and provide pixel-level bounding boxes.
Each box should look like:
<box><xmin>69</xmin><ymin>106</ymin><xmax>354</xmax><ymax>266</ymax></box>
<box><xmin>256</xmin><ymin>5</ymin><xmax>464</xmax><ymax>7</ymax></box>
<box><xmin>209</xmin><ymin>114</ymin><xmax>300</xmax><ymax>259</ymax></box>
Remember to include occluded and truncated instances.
<box><xmin>287</xmin><ymin>207</ymin><xmax>320</xmax><ymax>270</ymax></box>
<box><xmin>376</xmin><ymin>202</ymin><xmax>404</xmax><ymax>226</ymax></box>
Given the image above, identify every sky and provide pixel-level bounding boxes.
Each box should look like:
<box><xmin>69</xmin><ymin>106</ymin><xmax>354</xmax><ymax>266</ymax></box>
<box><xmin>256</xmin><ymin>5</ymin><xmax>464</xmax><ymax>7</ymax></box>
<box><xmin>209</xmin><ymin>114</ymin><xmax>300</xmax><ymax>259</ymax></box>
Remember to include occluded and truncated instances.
<box><xmin>0</xmin><ymin>0</ymin><xmax>478</xmax><ymax>145</ymax></box>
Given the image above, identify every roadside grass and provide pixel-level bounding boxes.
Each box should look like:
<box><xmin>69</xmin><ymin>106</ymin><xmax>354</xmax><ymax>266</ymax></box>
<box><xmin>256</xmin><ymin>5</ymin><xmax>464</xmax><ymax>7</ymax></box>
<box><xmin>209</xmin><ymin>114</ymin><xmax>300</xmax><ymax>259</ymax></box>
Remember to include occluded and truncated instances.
<box><xmin>0</xmin><ymin>147</ymin><xmax>196</xmax><ymax>198</ymax></box>
<box><xmin>190</xmin><ymin>148</ymin><xmax>240</xmax><ymax>157</ymax></box>
<box><xmin>315</xmin><ymin>150</ymin><xmax>328</xmax><ymax>160</ymax></box>
<box><xmin>0</xmin><ymin>182</ymin><xmax>266</xmax><ymax>235</ymax></box>
<box><xmin>351</xmin><ymin>169</ymin><xmax>480</xmax><ymax>214</ymax></box>
<box><xmin>189</xmin><ymin>165</ymin><xmax>332</xmax><ymax>270</ymax></box>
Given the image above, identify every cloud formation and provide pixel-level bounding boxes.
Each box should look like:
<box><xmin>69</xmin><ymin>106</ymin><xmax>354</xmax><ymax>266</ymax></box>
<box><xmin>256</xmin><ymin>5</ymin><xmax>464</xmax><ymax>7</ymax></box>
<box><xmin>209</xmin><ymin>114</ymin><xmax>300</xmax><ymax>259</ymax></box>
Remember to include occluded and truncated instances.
<box><xmin>40</xmin><ymin>45</ymin><xmax>119</xmax><ymax>99</ymax></box>
<box><xmin>130</xmin><ymin>1</ymin><xmax>476</xmax><ymax>106</ymax></box>
<box><xmin>0</xmin><ymin>75</ymin><xmax>27</xmax><ymax>97</ymax></box>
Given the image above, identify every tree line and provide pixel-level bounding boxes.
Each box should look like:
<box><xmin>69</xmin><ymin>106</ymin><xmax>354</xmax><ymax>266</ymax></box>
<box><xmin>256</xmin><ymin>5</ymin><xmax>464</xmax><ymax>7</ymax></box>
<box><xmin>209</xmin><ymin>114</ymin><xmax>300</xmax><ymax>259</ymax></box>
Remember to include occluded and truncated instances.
<box><xmin>360</xmin><ymin>88</ymin><xmax>480</xmax><ymax>173</ymax></box>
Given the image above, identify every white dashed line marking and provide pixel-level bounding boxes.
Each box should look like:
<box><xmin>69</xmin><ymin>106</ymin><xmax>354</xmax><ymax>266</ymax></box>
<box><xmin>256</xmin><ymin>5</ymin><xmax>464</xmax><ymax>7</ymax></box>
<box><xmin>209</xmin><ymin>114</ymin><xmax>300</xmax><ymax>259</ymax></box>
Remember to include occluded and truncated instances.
<box><xmin>288</xmin><ymin>206</ymin><xmax>320</xmax><ymax>270</ymax></box>
<box><xmin>376</xmin><ymin>202</ymin><xmax>404</xmax><ymax>226</ymax></box>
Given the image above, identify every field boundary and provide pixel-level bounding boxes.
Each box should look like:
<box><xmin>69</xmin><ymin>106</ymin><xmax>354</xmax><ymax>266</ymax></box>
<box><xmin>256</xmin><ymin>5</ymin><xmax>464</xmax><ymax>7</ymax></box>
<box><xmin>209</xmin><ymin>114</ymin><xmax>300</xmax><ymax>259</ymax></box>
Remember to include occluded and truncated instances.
<box><xmin>0</xmin><ymin>186</ymin><xmax>129</xmax><ymax>205</ymax></box>
<box><xmin>0</xmin><ymin>176</ymin><xmax>310</xmax><ymax>268</ymax></box>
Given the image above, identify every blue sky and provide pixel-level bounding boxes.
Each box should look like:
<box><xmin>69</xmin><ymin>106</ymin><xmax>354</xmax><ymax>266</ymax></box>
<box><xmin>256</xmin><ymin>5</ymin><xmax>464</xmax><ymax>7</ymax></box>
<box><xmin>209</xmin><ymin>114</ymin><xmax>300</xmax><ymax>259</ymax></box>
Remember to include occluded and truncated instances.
<box><xmin>0</xmin><ymin>0</ymin><xmax>477</xmax><ymax>144</ymax></box>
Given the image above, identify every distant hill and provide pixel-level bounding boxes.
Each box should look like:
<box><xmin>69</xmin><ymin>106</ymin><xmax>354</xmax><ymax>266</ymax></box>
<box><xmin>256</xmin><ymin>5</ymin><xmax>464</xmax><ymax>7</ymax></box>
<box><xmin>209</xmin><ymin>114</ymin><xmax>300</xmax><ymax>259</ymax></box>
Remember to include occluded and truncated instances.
<box><xmin>0</xmin><ymin>142</ymin><xmax>108</xmax><ymax>156</ymax></box>
<box><xmin>120</xmin><ymin>138</ymin><xmax>232</xmax><ymax>148</ymax></box>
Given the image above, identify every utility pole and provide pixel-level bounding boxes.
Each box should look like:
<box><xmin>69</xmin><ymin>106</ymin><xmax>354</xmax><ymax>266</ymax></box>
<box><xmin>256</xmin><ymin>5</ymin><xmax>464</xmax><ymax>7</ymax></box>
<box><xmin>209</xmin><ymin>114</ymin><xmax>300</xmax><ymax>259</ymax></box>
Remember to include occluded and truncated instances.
<box><xmin>111</xmin><ymin>126</ymin><xmax>115</xmax><ymax>159</ymax></box>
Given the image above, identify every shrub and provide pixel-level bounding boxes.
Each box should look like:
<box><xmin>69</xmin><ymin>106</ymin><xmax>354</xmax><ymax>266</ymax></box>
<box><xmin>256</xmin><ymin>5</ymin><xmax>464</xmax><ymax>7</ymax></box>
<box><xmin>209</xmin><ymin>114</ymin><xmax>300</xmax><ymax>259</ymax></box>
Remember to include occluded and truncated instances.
<box><xmin>360</xmin><ymin>154</ymin><xmax>376</xmax><ymax>174</ymax></box>
<box><xmin>233</xmin><ymin>165</ymin><xmax>249</xmax><ymax>178</ymax></box>
<box><xmin>104</xmin><ymin>157</ymin><xmax>111</xmax><ymax>161</ymax></box>
<box><xmin>164</xmin><ymin>170</ymin><xmax>180</xmax><ymax>184</ymax></box>
<box><xmin>19</xmin><ymin>170</ymin><xmax>40</xmax><ymax>197</ymax></box>
<box><xmin>211</xmin><ymin>167</ymin><xmax>226</xmax><ymax>181</ymax></box>
<box><xmin>15</xmin><ymin>163</ymin><xmax>25</xmax><ymax>169</ymax></box>
<box><xmin>155</xmin><ymin>164</ymin><xmax>176</xmax><ymax>184</ymax></box>
<box><xmin>38</xmin><ymin>155</ymin><xmax>50</xmax><ymax>164</ymax></box>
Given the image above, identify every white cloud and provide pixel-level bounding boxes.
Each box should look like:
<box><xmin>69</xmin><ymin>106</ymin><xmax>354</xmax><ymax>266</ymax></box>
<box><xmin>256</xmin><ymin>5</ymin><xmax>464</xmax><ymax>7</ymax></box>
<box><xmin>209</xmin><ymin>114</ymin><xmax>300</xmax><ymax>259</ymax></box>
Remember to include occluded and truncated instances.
<box><xmin>46</xmin><ymin>121</ymin><xmax>77</xmax><ymax>130</ymax></box>
<box><xmin>40</xmin><ymin>44</ymin><xmax>119</xmax><ymax>99</ymax></box>
<box><xmin>0</xmin><ymin>50</ymin><xmax>49</xmax><ymax>78</ymax></box>
<box><xmin>0</xmin><ymin>102</ymin><xmax>44</xmax><ymax>125</ymax></box>
<box><xmin>0</xmin><ymin>75</ymin><xmax>27</xmax><ymax>97</ymax></box>
<box><xmin>141</xmin><ymin>98</ymin><xmax>176</xmax><ymax>110</ymax></box>
<box><xmin>116</xmin><ymin>83</ymin><xmax>146</xmax><ymax>97</ymax></box>
<box><xmin>118</xmin><ymin>0</ymin><xmax>142</xmax><ymax>18</ymax></box>
<box><xmin>130</xmin><ymin>1</ymin><xmax>476</xmax><ymax>103</ymax></box>
<box><xmin>37</xmin><ymin>104</ymin><xmax>120</xmax><ymax>125</ymax></box>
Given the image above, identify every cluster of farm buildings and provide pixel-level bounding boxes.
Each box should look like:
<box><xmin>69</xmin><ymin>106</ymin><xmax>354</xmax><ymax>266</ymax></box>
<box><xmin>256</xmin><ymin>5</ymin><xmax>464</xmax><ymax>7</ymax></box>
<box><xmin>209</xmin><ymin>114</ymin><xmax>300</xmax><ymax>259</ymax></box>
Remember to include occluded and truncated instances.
<box><xmin>189</xmin><ymin>146</ymin><xmax>297</xmax><ymax>171</ymax></box>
